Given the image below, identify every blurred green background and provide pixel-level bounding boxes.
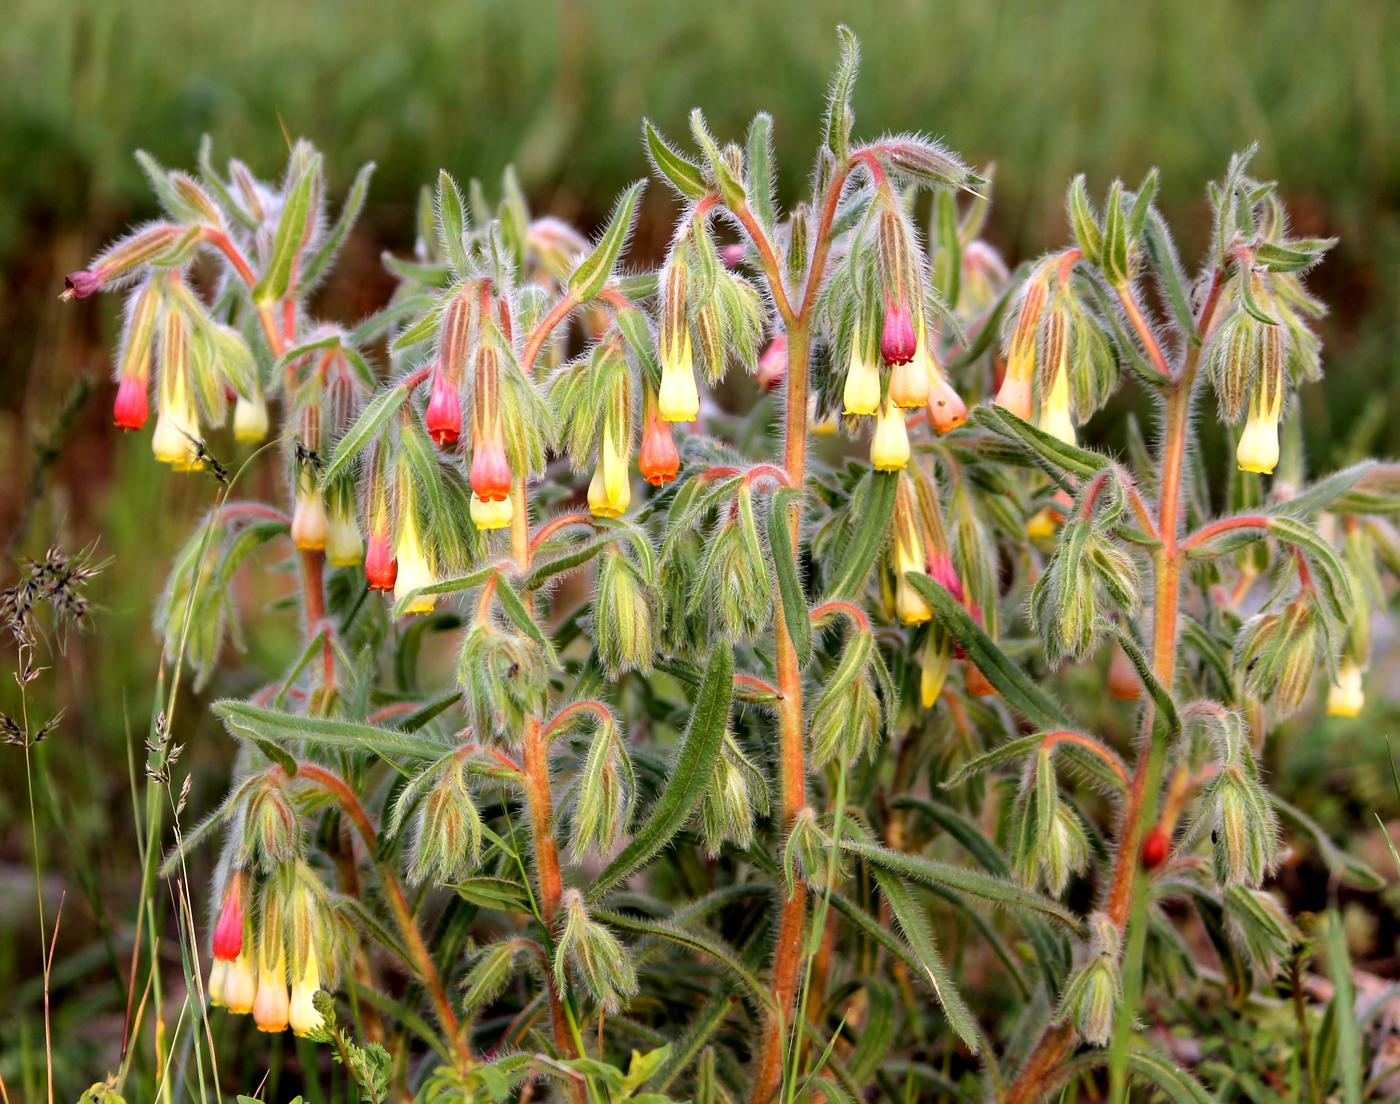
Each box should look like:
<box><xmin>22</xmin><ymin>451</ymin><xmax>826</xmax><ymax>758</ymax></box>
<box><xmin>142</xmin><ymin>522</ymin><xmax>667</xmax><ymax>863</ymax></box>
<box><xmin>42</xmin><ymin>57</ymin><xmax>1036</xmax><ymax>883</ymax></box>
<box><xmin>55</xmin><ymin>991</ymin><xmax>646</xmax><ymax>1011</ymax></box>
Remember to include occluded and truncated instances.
<box><xmin>1</xmin><ymin>0</ymin><xmax>1398</xmax><ymax>1096</ymax></box>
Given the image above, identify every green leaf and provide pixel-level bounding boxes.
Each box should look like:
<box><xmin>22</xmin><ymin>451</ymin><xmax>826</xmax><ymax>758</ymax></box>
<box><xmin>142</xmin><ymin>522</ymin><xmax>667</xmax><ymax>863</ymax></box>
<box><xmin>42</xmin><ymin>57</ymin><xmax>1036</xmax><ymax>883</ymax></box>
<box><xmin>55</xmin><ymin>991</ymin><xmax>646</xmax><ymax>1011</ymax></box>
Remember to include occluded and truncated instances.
<box><xmin>391</xmin><ymin>564</ymin><xmax>499</xmax><ymax>617</ymax></box>
<box><xmin>745</xmin><ymin>112</ymin><xmax>776</xmax><ymax>232</ymax></box>
<box><xmin>1270</xmin><ymin>461</ymin><xmax>1374</xmax><ymax>518</ymax></box>
<box><xmin>688</xmin><ymin>109</ymin><xmax>744</xmax><ymax>209</ymax></box>
<box><xmin>254</xmin><ymin>155</ymin><xmax>320</xmax><ymax>305</ymax></box>
<box><xmin>643</xmin><ymin>120</ymin><xmax>708</xmax><ymax>202</ymax></box>
<box><xmin>587</xmin><ymin>642</ymin><xmax>733</xmax><ymax>903</ymax></box>
<box><xmin>842</xmin><ymin>839</ymin><xmax>1081</xmax><ymax>929</ymax></box>
<box><xmin>1068</xmin><ymin>175</ymin><xmax>1102</xmax><ymax>265</ymax></box>
<box><xmin>1143</xmin><ymin>208</ymin><xmax>1197</xmax><ymax>341</ymax></box>
<box><xmin>569</xmin><ymin>180</ymin><xmax>646</xmax><ymax>302</ymax></box>
<box><xmin>304</xmin><ymin>161</ymin><xmax>375</xmax><ymax>289</ymax></box>
<box><xmin>451</xmin><ymin>877</ymin><xmax>533</xmax><ymax>912</ymax></box>
<box><xmin>768</xmin><ymin>487</ymin><xmax>811</xmax><ymax>667</ymax></box>
<box><xmin>872</xmin><ymin>870</ymin><xmax>980</xmax><ymax>1050</ymax></box>
<box><xmin>494</xmin><ymin>576</ymin><xmax>560</xmax><ymax>669</ymax></box>
<box><xmin>213</xmin><ymin>700</ymin><xmax>449</xmax><ymax>761</ymax></box>
<box><xmin>1236</xmin><ymin>265</ymin><xmax>1280</xmax><ymax>326</ymax></box>
<box><xmin>1056</xmin><ymin>1048</ymin><xmax>1213</xmax><ymax>1104</ymax></box>
<box><xmin>1127</xmin><ymin>169</ymin><xmax>1159</xmax><ymax>242</ymax></box>
<box><xmin>905</xmin><ymin>573</ymin><xmax>1075</xmax><ymax>732</ymax></box>
<box><xmin>824</xmin><ymin>471</ymin><xmax>897</xmax><ymax>601</ymax></box>
<box><xmin>616</xmin><ymin>306</ymin><xmax>661</xmax><ymax>393</ymax></box>
<box><xmin>971</xmin><ymin>404</ymin><xmax>1110</xmax><ymax>482</ymax></box>
<box><xmin>824</xmin><ymin>26</ymin><xmax>860</xmax><ymax>161</ymax></box>
<box><xmin>436</xmin><ymin>170</ymin><xmax>472</xmax><ymax>276</ymax></box>
<box><xmin>1254</xmin><ymin>238</ymin><xmax>1336</xmax><ymax>273</ymax></box>
<box><xmin>1102</xmin><ymin>179</ymin><xmax>1129</xmax><ymax>285</ymax></box>
<box><xmin>1102</xmin><ymin>622</ymin><xmax>1180</xmax><ymax>741</ymax></box>
<box><xmin>320</xmin><ymin>381</ymin><xmax>408</xmax><ymax>489</ymax></box>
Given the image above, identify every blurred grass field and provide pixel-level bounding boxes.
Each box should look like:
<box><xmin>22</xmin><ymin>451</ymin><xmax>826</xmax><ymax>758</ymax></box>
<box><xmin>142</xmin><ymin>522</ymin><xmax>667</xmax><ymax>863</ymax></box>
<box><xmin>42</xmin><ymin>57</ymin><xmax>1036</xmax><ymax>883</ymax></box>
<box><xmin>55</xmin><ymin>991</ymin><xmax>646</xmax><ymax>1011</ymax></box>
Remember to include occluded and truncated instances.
<box><xmin>1</xmin><ymin>0</ymin><xmax>1399</xmax><ymax>1097</ymax></box>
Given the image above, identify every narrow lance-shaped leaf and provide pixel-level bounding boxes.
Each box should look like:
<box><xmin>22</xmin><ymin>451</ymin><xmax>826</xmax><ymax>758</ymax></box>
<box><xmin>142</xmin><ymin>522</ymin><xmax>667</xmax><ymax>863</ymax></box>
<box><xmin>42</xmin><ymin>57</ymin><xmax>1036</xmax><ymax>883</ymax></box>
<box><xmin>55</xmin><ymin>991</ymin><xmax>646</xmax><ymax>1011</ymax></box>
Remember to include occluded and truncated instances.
<box><xmin>768</xmin><ymin>487</ymin><xmax>811</xmax><ymax>666</ymax></box>
<box><xmin>436</xmin><ymin>170</ymin><xmax>472</xmax><ymax>276</ymax></box>
<box><xmin>213</xmin><ymin>700</ymin><xmax>450</xmax><ymax>761</ymax></box>
<box><xmin>568</xmin><ymin>180</ymin><xmax>646</xmax><ymax>302</ymax></box>
<box><xmin>588</xmin><ymin>641</ymin><xmax>733</xmax><ymax>903</ymax></box>
<box><xmin>824</xmin><ymin>25</ymin><xmax>860</xmax><ymax>161</ymax></box>
<box><xmin>254</xmin><ymin>155</ymin><xmax>320</xmax><ymax>305</ymax></box>
<box><xmin>644</xmin><ymin>120</ymin><xmax>708</xmax><ymax>201</ymax></box>
<box><xmin>319</xmin><ymin>379</ymin><xmax>410</xmax><ymax>489</ymax></box>
<box><xmin>304</xmin><ymin>161</ymin><xmax>376</xmax><ymax>289</ymax></box>
<box><xmin>824</xmin><ymin>471</ymin><xmax>898</xmax><ymax>601</ymax></box>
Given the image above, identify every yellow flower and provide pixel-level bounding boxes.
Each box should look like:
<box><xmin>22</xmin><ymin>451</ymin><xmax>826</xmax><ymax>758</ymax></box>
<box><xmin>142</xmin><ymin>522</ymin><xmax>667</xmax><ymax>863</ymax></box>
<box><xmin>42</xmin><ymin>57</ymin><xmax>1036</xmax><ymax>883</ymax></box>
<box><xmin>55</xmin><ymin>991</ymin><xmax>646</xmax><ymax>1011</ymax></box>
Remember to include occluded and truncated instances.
<box><xmin>233</xmin><ymin>392</ymin><xmax>269</xmax><ymax>443</ymax></box>
<box><xmin>325</xmin><ymin>504</ymin><xmax>363</xmax><ymax>566</ymax></box>
<box><xmin>152</xmin><ymin>368</ymin><xmax>201</xmax><ymax>470</ymax></box>
<box><xmin>394</xmin><ymin>510</ymin><xmax>437</xmax><ymax>615</ymax></box>
<box><xmin>658</xmin><ymin>328</ymin><xmax>699</xmax><ymax>423</ymax></box>
<box><xmin>288</xmin><ymin>957</ymin><xmax>324</xmax><ymax>1038</ymax></box>
<box><xmin>252</xmin><ymin>947</ymin><xmax>289</xmax><ymax>1033</ymax></box>
<box><xmin>222</xmin><ymin>950</ymin><xmax>257</xmax><ymax>1015</ymax></box>
<box><xmin>842</xmin><ymin>341</ymin><xmax>881</xmax><ymax>416</ymax></box>
<box><xmin>291</xmin><ymin>479</ymin><xmax>329</xmax><ymax>553</ymax></box>
<box><xmin>1037</xmin><ymin>362</ymin><xmax>1076</xmax><ymax>446</ymax></box>
<box><xmin>470</xmin><ymin>492</ymin><xmax>513</xmax><ymax>531</ymax></box>
<box><xmin>870</xmin><ymin>398</ymin><xmax>910</xmax><ymax>472</ymax></box>
<box><xmin>588</xmin><ymin>423</ymin><xmax>631</xmax><ymax>518</ymax></box>
<box><xmin>1236</xmin><ymin>383</ymin><xmax>1283</xmax><ymax>475</ymax></box>
<box><xmin>1326</xmin><ymin>658</ymin><xmax>1364</xmax><ymax>717</ymax></box>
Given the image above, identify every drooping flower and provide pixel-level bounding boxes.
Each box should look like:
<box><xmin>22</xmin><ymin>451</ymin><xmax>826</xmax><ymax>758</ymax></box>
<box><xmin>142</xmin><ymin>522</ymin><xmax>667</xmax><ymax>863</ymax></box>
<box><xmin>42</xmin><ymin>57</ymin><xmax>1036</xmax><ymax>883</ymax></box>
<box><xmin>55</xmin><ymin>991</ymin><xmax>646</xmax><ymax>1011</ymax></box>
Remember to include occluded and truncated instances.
<box><xmin>893</xmin><ymin>477</ymin><xmax>932</xmax><ymax>625</ymax></box>
<box><xmin>756</xmin><ymin>334</ymin><xmax>787</xmax><ymax>389</ymax></box>
<box><xmin>1038</xmin><ymin>358</ymin><xmax>1076</xmax><ymax>446</ymax></box>
<box><xmin>842</xmin><ymin>322</ymin><xmax>881</xmax><ymax>417</ymax></box>
<box><xmin>658</xmin><ymin>265</ymin><xmax>700</xmax><ymax>423</ymax></box>
<box><xmin>638</xmin><ymin>407</ymin><xmax>680</xmax><ymax>486</ymax></box>
<box><xmin>290</xmin><ymin>471</ymin><xmax>329</xmax><ymax>553</ymax></box>
<box><xmin>114</xmin><ymin>374</ymin><xmax>150</xmax><ymax>431</ymax></box>
<box><xmin>252</xmin><ymin>945</ymin><xmax>290</xmax><ymax>1033</ymax></box>
<box><xmin>920</xmin><ymin>630</ymin><xmax>952</xmax><ymax>707</ymax></box>
<box><xmin>394</xmin><ymin>482</ymin><xmax>436</xmax><ymax>615</ymax></box>
<box><xmin>870</xmin><ymin>397</ymin><xmax>910</xmax><ymax>472</ymax></box>
<box><xmin>923</xmin><ymin>347</ymin><xmax>967</xmax><ymax>434</ymax></box>
<box><xmin>233</xmin><ymin>391</ymin><xmax>270</xmax><ymax>443</ymax></box>
<box><xmin>995</xmin><ymin>277</ymin><xmax>1047</xmax><ymax>421</ymax></box>
<box><xmin>1327</xmin><ymin>657</ymin><xmax>1365</xmax><ymax>717</ymax></box>
<box><xmin>588</xmin><ymin>422</ymin><xmax>631</xmax><ymax>518</ymax></box>
<box><xmin>425</xmin><ymin>365</ymin><xmax>462</xmax><ymax>449</ymax></box>
<box><xmin>151</xmin><ymin>312</ymin><xmax>201</xmax><ymax>470</ymax></box>
<box><xmin>325</xmin><ymin>494</ymin><xmax>363</xmax><ymax>567</ymax></box>
<box><xmin>221</xmin><ymin>950</ymin><xmax>257</xmax><ymax>1014</ymax></box>
<box><xmin>881</xmin><ymin>303</ymin><xmax>918</xmax><ymax>368</ymax></box>
<box><xmin>212</xmin><ymin>870</ymin><xmax>245</xmax><ymax>962</ymax></box>
<box><xmin>1236</xmin><ymin>379</ymin><xmax>1283</xmax><ymax>475</ymax></box>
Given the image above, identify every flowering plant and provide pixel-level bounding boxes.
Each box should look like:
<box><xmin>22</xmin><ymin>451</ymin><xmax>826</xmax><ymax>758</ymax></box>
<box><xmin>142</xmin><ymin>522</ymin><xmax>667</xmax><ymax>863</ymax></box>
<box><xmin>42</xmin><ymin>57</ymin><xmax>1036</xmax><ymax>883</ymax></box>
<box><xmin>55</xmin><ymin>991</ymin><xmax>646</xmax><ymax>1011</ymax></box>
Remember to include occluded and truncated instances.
<box><xmin>65</xmin><ymin>27</ymin><xmax>1398</xmax><ymax>1104</ymax></box>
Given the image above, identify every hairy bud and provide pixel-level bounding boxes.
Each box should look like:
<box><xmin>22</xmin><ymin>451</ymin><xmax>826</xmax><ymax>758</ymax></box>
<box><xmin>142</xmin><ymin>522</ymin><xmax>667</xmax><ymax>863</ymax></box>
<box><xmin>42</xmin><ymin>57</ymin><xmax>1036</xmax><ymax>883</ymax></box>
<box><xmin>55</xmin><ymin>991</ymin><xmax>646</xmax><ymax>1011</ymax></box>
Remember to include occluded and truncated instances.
<box><xmin>458</xmin><ymin>620</ymin><xmax>548</xmax><ymax>743</ymax></box>
<box><xmin>594</xmin><ymin>549</ymin><xmax>654</xmax><ymax>676</ymax></box>
<box><xmin>554</xmin><ymin>890</ymin><xmax>638</xmax><ymax>1013</ymax></box>
<box><xmin>700</xmin><ymin>734</ymin><xmax>769</xmax><ymax>856</ymax></box>
<box><xmin>571</xmin><ymin>714</ymin><xmax>634</xmax><ymax>860</ymax></box>
<box><xmin>1056</xmin><ymin>913</ymin><xmax>1123</xmax><ymax>1046</ymax></box>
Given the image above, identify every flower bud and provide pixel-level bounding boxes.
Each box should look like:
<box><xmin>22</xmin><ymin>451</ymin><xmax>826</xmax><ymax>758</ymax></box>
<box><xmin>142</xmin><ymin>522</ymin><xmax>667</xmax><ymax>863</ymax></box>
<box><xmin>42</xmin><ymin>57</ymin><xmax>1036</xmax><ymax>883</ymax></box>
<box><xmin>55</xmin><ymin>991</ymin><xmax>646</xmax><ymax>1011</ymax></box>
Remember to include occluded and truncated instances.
<box><xmin>1327</xmin><ymin>657</ymin><xmax>1365</xmax><ymax>717</ymax></box>
<box><xmin>1236</xmin><ymin>380</ymin><xmax>1283</xmax><ymax>475</ymax></box>
<box><xmin>212</xmin><ymin>870</ymin><xmax>246</xmax><ymax>962</ymax></box>
<box><xmin>458</xmin><ymin>621</ymin><xmax>548</xmax><ymax>741</ymax></box>
<box><xmin>406</xmin><ymin>756</ymin><xmax>483</xmax><ymax>885</ymax></box>
<box><xmin>639</xmin><ymin>409</ymin><xmax>680</xmax><ymax>486</ymax></box>
<box><xmin>870</xmin><ymin>397</ymin><xmax>910</xmax><ymax>472</ymax></box>
<box><xmin>920</xmin><ymin>630</ymin><xmax>952</xmax><ymax>708</ymax></box>
<box><xmin>923</xmin><ymin>347</ymin><xmax>966</xmax><ymax>434</ymax></box>
<box><xmin>114</xmin><ymin>373</ymin><xmax>150</xmax><ymax>431</ymax></box>
<box><xmin>425</xmin><ymin>367</ymin><xmax>462</xmax><ymax>448</ymax></box>
<box><xmin>1223</xmin><ymin>885</ymin><xmax>1300</xmax><ymax>975</ymax></box>
<box><xmin>1140</xmin><ymin>827</ymin><xmax>1169</xmax><ymax>870</ymax></box>
<box><xmin>842</xmin><ymin>333</ymin><xmax>881</xmax><ymax>417</ymax></box>
<box><xmin>781</xmin><ymin>806</ymin><xmax>837</xmax><ymax>894</ymax></box>
<box><xmin>588</xmin><ymin>422</ymin><xmax>631</xmax><ymax>518</ymax></box>
<box><xmin>700</xmin><ymin>736</ymin><xmax>768</xmax><ymax>856</ymax></box>
<box><xmin>554</xmin><ymin>889</ymin><xmax>639</xmax><ymax>1013</ymax></box>
<box><xmin>756</xmin><ymin>334</ymin><xmax>787</xmax><ymax>389</ymax></box>
<box><xmin>961</xmin><ymin>241</ymin><xmax>1009</xmax><ymax>314</ymax></box>
<box><xmin>290</xmin><ymin>476</ymin><xmax>329</xmax><ymax>553</ymax></box>
<box><xmin>64</xmin><ymin>270</ymin><xmax>103</xmax><ymax>299</ymax></box>
<box><xmin>595</xmin><ymin>549</ymin><xmax>654</xmax><ymax>676</ymax></box>
<box><xmin>1235</xmin><ymin>602</ymin><xmax>1319</xmax><ymax>716</ymax></box>
<box><xmin>233</xmin><ymin>391</ymin><xmax>269</xmax><ymax>444</ymax></box>
<box><xmin>394</xmin><ymin>497</ymin><xmax>436</xmax><ymax>615</ymax></box>
<box><xmin>881</xmin><ymin>304</ymin><xmax>918</xmax><ymax>368</ymax></box>
<box><xmin>571</xmin><ymin>715</ymin><xmax>633</xmax><ymax>860</ymax></box>
<box><xmin>1057</xmin><ymin>913</ymin><xmax>1122</xmax><ymax>1047</ymax></box>
<box><xmin>244</xmin><ymin>781</ymin><xmax>301</xmax><ymax>872</ymax></box>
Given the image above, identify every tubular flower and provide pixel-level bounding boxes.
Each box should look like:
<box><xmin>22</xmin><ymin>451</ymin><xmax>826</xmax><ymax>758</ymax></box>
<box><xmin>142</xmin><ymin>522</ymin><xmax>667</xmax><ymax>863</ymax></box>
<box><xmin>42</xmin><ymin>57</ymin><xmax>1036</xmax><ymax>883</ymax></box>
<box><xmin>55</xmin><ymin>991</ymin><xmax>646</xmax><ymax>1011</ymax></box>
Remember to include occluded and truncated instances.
<box><xmin>290</xmin><ymin>473</ymin><xmax>329</xmax><ymax>552</ymax></box>
<box><xmin>893</xmin><ymin>479</ymin><xmax>932</xmax><ymax>625</ymax></box>
<box><xmin>1327</xmin><ymin>657</ymin><xmax>1365</xmax><ymax>717</ymax></box>
<box><xmin>425</xmin><ymin>366</ymin><xmax>462</xmax><ymax>448</ymax></box>
<box><xmin>639</xmin><ymin>408</ymin><xmax>680</xmax><ymax>486</ymax></box>
<box><xmin>394</xmin><ymin>499</ymin><xmax>436</xmax><ymax>615</ymax></box>
<box><xmin>325</xmin><ymin>499</ymin><xmax>363</xmax><ymax>567</ymax></box>
<box><xmin>152</xmin><ymin>318</ymin><xmax>201</xmax><ymax>470</ymax></box>
<box><xmin>881</xmin><ymin>302</ymin><xmax>918</xmax><ymax>367</ymax></box>
<box><xmin>923</xmin><ymin>353</ymin><xmax>966</xmax><ymax>435</ymax></box>
<box><xmin>588</xmin><ymin>422</ymin><xmax>631</xmax><ymax>518</ymax></box>
<box><xmin>659</xmin><ymin>265</ymin><xmax>699</xmax><ymax>422</ymax></box>
<box><xmin>995</xmin><ymin>277</ymin><xmax>1047</xmax><ymax>421</ymax></box>
<box><xmin>221</xmin><ymin>950</ymin><xmax>257</xmax><ymax>1014</ymax></box>
<box><xmin>921</xmin><ymin>630</ymin><xmax>952</xmax><ymax>707</ymax></box>
<box><xmin>1038</xmin><ymin>359</ymin><xmax>1076</xmax><ymax>445</ymax></box>
<box><xmin>843</xmin><ymin>331</ymin><xmax>881</xmax><ymax>416</ymax></box>
<box><xmin>212</xmin><ymin>871</ymin><xmax>245</xmax><ymax>962</ymax></box>
<box><xmin>208</xmin><ymin>959</ymin><xmax>229</xmax><ymax>1007</ymax></box>
<box><xmin>114</xmin><ymin>373</ymin><xmax>149</xmax><ymax>431</ymax></box>
<box><xmin>870</xmin><ymin>397</ymin><xmax>910</xmax><ymax>472</ymax></box>
<box><xmin>233</xmin><ymin>391</ymin><xmax>269</xmax><ymax>443</ymax></box>
<box><xmin>289</xmin><ymin>956</ymin><xmax>324</xmax><ymax>1038</ymax></box>
<box><xmin>888</xmin><ymin>355</ymin><xmax>930</xmax><ymax>410</ymax></box>
<box><xmin>470</xmin><ymin>493</ymin><xmax>513</xmax><ymax>531</ymax></box>
<box><xmin>469</xmin><ymin>433</ymin><xmax>512</xmax><ymax>504</ymax></box>
<box><xmin>364</xmin><ymin>527</ymin><xmax>397</xmax><ymax>591</ymax></box>
<box><xmin>252</xmin><ymin>946</ymin><xmax>290</xmax><ymax>1033</ymax></box>
<box><xmin>1236</xmin><ymin>381</ymin><xmax>1283</xmax><ymax>475</ymax></box>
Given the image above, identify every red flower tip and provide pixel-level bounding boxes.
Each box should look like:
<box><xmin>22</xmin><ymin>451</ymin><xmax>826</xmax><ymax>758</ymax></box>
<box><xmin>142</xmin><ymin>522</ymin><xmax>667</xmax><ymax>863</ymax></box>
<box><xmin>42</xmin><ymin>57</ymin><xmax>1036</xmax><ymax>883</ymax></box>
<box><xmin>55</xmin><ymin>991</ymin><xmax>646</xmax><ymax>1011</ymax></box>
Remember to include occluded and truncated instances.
<box><xmin>365</xmin><ymin>530</ymin><xmax>398</xmax><ymax>591</ymax></box>
<box><xmin>639</xmin><ymin>415</ymin><xmax>680</xmax><ymax>486</ymax></box>
<box><xmin>64</xmin><ymin>270</ymin><xmax>102</xmax><ymax>300</ymax></box>
<box><xmin>113</xmin><ymin>374</ymin><xmax>149</xmax><ymax>431</ymax></box>
<box><xmin>719</xmin><ymin>244</ymin><xmax>746</xmax><ymax>269</ymax></box>
<box><xmin>880</xmin><ymin>304</ymin><xmax>917</xmax><ymax>366</ymax></box>
<box><xmin>927</xmin><ymin>553</ymin><xmax>964</xmax><ymax>605</ymax></box>
<box><xmin>212</xmin><ymin>874</ymin><xmax>244</xmax><ymax>961</ymax></box>
<box><xmin>470</xmin><ymin>437</ymin><xmax>512</xmax><ymax>502</ymax></box>
<box><xmin>1141</xmin><ymin>827</ymin><xmax>1169</xmax><ymax>870</ymax></box>
<box><xmin>425</xmin><ymin>371</ymin><xmax>462</xmax><ymax>448</ymax></box>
